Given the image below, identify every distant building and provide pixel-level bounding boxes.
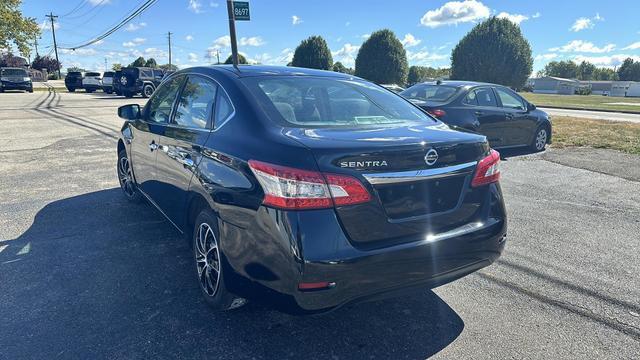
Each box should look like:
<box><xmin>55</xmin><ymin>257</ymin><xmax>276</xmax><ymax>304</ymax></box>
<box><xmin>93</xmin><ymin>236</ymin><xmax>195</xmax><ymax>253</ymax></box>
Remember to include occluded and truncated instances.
<box><xmin>531</xmin><ymin>76</ymin><xmax>580</xmax><ymax>95</ymax></box>
<box><xmin>626</xmin><ymin>83</ymin><xmax>640</xmax><ymax>97</ymax></box>
<box><xmin>611</xmin><ymin>81</ymin><xmax>636</xmax><ymax>97</ymax></box>
<box><xmin>582</xmin><ymin>81</ymin><xmax>613</xmax><ymax>96</ymax></box>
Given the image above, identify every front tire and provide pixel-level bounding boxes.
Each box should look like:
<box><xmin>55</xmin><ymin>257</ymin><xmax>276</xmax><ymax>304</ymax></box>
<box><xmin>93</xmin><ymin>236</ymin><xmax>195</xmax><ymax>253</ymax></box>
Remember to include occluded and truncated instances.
<box><xmin>117</xmin><ymin>149</ymin><xmax>141</xmax><ymax>202</ymax></box>
<box><xmin>531</xmin><ymin>125</ymin><xmax>549</xmax><ymax>152</ymax></box>
<box><xmin>142</xmin><ymin>84</ymin><xmax>154</xmax><ymax>98</ymax></box>
<box><xmin>193</xmin><ymin>209</ymin><xmax>245</xmax><ymax>312</ymax></box>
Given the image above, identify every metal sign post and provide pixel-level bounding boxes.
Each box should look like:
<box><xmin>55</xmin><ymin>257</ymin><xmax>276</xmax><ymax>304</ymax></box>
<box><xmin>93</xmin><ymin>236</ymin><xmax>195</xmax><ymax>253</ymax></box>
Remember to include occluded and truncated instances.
<box><xmin>226</xmin><ymin>1</ymin><xmax>250</xmax><ymax>68</ymax></box>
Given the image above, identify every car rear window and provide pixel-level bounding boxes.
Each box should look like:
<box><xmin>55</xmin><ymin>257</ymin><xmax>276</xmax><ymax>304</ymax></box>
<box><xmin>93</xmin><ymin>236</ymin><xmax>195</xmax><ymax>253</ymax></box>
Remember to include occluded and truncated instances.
<box><xmin>400</xmin><ymin>84</ymin><xmax>458</xmax><ymax>102</ymax></box>
<box><xmin>243</xmin><ymin>77</ymin><xmax>432</xmax><ymax>128</ymax></box>
<box><xmin>67</xmin><ymin>72</ymin><xmax>82</xmax><ymax>77</ymax></box>
<box><xmin>103</xmin><ymin>72</ymin><xmax>114</xmax><ymax>77</ymax></box>
<box><xmin>85</xmin><ymin>72</ymin><xmax>100</xmax><ymax>77</ymax></box>
<box><xmin>2</xmin><ymin>68</ymin><xmax>28</xmax><ymax>76</ymax></box>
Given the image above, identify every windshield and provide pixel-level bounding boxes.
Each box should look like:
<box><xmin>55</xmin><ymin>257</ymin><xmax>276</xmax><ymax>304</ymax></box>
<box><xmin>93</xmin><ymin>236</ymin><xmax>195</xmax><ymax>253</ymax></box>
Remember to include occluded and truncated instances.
<box><xmin>1</xmin><ymin>68</ymin><xmax>28</xmax><ymax>76</ymax></box>
<box><xmin>244</xmin><ymin>77</ymin><xmax>432</xmax><ymax>127</ymax></box>
<box><xmin>103</xmin><ymin>72</ymin><xmax>114</xmax><ymax>77</ymax></box>
<box><xmin>67</xmin><ymin>72</ymin><xmax>82</xmax><ymax>77</ymax></box>
<box><xmin>400</xmin><ymin>84</ymin><xmax>458</xmax><ymax>102</ymax></box>
<box><xmin>85</xmin><ymin>72</ymin><xmax>100</xmax><ymax>77</ymax></box>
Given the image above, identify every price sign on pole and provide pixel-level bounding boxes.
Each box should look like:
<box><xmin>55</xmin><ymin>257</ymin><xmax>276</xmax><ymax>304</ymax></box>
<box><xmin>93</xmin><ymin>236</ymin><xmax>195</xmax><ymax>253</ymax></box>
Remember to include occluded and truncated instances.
<box><xmin>233</xmin><ymin>1</ymin><xmax>250</xmax><ymax>21</ymax></box>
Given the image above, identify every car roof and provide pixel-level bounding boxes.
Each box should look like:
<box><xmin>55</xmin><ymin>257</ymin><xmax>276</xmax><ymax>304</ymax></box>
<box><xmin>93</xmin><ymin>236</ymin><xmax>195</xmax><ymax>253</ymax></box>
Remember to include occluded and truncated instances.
<box><xmin>179</xmin><ymin>65</ymin><xmax>357</xmax><ymax>80</ymax></box>
<box><xmin>415</xmin><ymin>80</ymin><xmax>498</xmax><ymax>89</ymax></box>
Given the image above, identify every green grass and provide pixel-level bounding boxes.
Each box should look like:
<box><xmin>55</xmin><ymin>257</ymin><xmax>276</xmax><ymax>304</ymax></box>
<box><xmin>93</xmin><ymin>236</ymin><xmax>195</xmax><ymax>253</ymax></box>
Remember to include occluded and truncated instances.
<box><xmin>552</xmin><ymin>116</ymin><xmax>640</xmax><ymax>155</ymax></box>
<box><xmin>521</xmin><ymin>93</ymin><xmax>640</xmax><ymax>113</ymax></box>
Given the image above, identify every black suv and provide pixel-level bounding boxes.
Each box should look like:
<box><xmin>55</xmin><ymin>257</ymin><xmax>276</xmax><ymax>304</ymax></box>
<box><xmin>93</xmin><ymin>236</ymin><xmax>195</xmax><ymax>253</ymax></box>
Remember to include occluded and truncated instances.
<box><xmin>0</xmin><ymin>67</ymin><xmax>33</xmax><ymax>93</ymax></box>
<box><xmin>115</xmin><ymin>65</ymin><xmax>507</xmax><ymax>314</ymax></box>
<box><xmin>112</xmin><ymin>70</ymin><xmax>123</xmax><ymax>95</ymax></box>
<box><xmin>65</xmin><ymin>71</ymin><xmax>83</xmax><ymax>92</ymax></box>
<box><xmin>117</xmin><ymin>67</ymin><xmax>164</xmax><ymax>98</ymax></box>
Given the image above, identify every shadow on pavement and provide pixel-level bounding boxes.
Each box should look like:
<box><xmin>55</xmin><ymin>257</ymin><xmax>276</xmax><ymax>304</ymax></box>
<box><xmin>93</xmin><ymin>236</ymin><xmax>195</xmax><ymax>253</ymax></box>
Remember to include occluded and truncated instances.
<box><xmin>498</xmin><ymin>147</ymin><xmax>542</xmax><ymax>160</ymax></box>
<box><xmin>0</xmin><ymin>189</ymin><xmax>464</xmax><ymax>359</ymax></box>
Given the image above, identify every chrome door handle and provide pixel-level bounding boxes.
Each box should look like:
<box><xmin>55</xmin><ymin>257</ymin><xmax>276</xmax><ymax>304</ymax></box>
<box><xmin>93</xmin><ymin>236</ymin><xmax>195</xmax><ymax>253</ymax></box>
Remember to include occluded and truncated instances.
<box><xmin>149</xmin><ymin>142</ymin><xmax>158</xmax><ymax>151</ymax></box>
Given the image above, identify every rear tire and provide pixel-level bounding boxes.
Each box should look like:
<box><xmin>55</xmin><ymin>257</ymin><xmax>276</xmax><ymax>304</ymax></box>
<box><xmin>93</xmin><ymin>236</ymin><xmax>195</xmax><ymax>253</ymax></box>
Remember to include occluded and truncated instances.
<box><xmin>117</xmin><ymin>149</ymin><xmax>142</xmax><ymax>202</ymax></box>
<box><xmin>530</xmin><ymin>125</ymin><xmax>549</xmax><ymax>152</ymax></box>
<box><xmin>192</xmin><ymin>209</ymin><xmax>246</xmax><ymax>312</ymax></box>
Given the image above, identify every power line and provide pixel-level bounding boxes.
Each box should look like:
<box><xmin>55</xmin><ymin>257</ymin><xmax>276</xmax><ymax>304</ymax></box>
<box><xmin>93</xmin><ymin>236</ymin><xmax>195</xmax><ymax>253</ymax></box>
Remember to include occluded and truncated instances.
<box><xmin>59</xmin><ymin>0</ymin><xmax>88</xmax><ymax>18</ymax></box>
<box><xmin>60</xmin><ymin>0</ymin><xmax>158</xmax><ymax>50</ymax></box>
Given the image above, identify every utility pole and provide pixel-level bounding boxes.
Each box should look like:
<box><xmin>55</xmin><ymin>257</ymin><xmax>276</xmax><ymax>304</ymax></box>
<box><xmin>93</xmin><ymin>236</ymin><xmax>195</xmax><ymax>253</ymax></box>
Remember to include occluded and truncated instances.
<box><xmin>167</xmin><ymin>31</ymin><xmax>172</xmax><ymax>68</ymax></box>
<box><xmin>104</xmin><ymin>58</ymin><xmax>108</xmax><ymax>71</ymax></box>
<box><xmin>46</xmin><ymin>12</ymin><xmax>61</xmax><ymax>78</ymax></box>
<box><xmin>34</xmin><ymin>37</ymin><xmax>39</xmax><ymax>57</ymax></box>
<box><xmin>225</xmin><ymin>0</ymin><xmax>239</xmax><ymax>68</ymax></box>
<box><xmin>216</xmin><ymin>49</ymin><xmax>220</xmax><ymax>64</ymax></box>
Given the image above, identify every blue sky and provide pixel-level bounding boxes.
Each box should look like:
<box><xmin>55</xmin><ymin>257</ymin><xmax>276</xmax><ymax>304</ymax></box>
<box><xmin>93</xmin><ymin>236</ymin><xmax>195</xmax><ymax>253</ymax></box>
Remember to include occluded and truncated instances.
<box><xmin>19</xmin><ymin>0</ymin><xmax>640</xmax><ymax>73</ymax></box>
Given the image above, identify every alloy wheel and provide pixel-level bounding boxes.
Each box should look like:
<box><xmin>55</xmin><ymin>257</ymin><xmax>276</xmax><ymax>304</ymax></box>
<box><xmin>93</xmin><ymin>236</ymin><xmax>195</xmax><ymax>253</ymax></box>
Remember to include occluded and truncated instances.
<box><xmin>144</xmin><ymin>86</ymin><xmax>153</xmax><ymax>97</ymax></box>
<box><xmin>195</xmin><ymin>223</ymin><xmax>221</xmax><ymax>297</ymax></box>
<box><xmin>117</xmin><ymin>156</ymin><xmax>136</xmax><ymax>198</ymax></box>
<box><xmin>535</xmin><ymin>128</ymin><xmax>547</xmax><ymax>151</ymax></box>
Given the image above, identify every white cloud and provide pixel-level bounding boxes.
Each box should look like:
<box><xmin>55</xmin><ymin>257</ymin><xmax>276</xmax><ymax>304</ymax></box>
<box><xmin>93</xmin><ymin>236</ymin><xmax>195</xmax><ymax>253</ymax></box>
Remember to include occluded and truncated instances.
<box><xmin>210</xmin><ymin>1</ymin><xmax>219</xmax><ymax>7</ymax></box>
<box><xmin>345</xmin><ymin>21</ymin><xmax>351</xmax><ymax>26</ymax></box>
<box><xmin>39</xmin><ymin>20</ymin><xmax>60</xmax><ymax>31</ymax></box>
<box><xmin>239</xmin><ymin>36</ymin><xmax>265</xmax><ymax>46</ymax></box>
<box><xmin>532</xmin><ymin>12</ymin><xmax>541</xmax><ymax>18</ymax></box>
<box><xmin>401</xmin><ymin>33</ymin><xmax>421</xmax><ymax>48</ymax></box>
<box><xmin>213</xmin><ymin>35</ymin><xmax>231</xmax><ymax>48</ymax></box>
<box><xmin>292</xmin><ymin>15</ymin><xmax>302</xmax><ymax>25</ymax></box>
<box><xmin>420</xmin><ymin>0</ymin><xmax>490</xmax><ymax>28</ymax></box>
<box><xmin>622</xmin><ymin>42</ymin><xmax>640</xmax><ymax>50</ymax></box>
<box><xmin>406</xmin><ymin>49</ymin><xmax>448</xmax><ymax>65</ymax></box>
<box><xmin>572</xmin><ymin>54</ymin><xmax>640</xmax><ymax>68</ymax></box>
<box><xmin>122</xmin><ymin>42</ymin><xmax>136</xmax><ymax>48</ymax></box>
<box><xmin>549</xmin><ymin>40</ymin><xmax>615</xmax><ymax>53</ymax></box>
<box><xmin>125</xmin><ymin>22</ymin><xmax>146</xmax><ymax>32</ymax></box>
<box><xmin>361</xmin><ymin>34</ymin><xmax>370</xmax><ymax>40</ymax></box>
<box><xmin>534</xmin><ymin>53</ymin><xmax>558</xmax><ymax>61</ymax></box>
<box><xmin>60</xmin><ymin>48</ymin><xmax>97</xmax><ymax>56</ymax></box>
<box><xmin>188</xmin><ymin>0</ymin><xmax>203</xmax><ymax>13</ymax></box>
<box><xmin>188</xmin><ymin>53</ymin><xmax>198</xmax><ymax>62</ymax></box>
<box><xmin>122</xmin><ymin>38</ymin><xmax>146</xmax><ymax>48</ymax></box>
<box><xmin>332</xmin><ymin>43</ymin><xmax>360</xmax><ymax>67</ymax></box>
<box><xmin>496</xmin><ymin>12</ymin><xmax>529</xmax><ymax>25</ymax></box>
<box><xmin>185</xmin><ymin>35</ymin><xmax>194</xmax><ymax>42</ymax></box>
<box><xmin>570</xmin><ymin>13</ymin><xmax>604</xmax><ymax>32</ymax></box>
<box><xmin>144</xmin><ymin>47</ymin><xmax>168</xmax><ymax>59</ymax></box>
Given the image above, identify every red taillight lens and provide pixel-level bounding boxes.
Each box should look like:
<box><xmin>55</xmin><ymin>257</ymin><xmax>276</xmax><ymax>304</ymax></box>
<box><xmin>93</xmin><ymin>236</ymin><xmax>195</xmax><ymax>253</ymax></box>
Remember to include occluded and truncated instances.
<box><xmin>248</xmin><ymin>160</ymin><xmax>371</xmax><ymax>210</ymax></box>
<box><xmin>428</xmin><ymin>109</ymin><xmax>446</xmax><ymax>118</ymax></box>
<box><xmin>471</xmin><ymin>149</ymin><xmax>501</xmax><ymax>187</ymax></box>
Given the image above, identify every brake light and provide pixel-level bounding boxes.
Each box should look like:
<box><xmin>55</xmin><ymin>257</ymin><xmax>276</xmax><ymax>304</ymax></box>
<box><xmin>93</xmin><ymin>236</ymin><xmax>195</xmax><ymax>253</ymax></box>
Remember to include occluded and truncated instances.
<box><xmin>471</xmin><ymin>149</ymin><xmax>501</xmax><ymax>187</ymax></box>
<box><xmin>248</xmin><ymin>160</ymin><xmax>371</xmax><ymax>210</ymax></box>
<box><xmin>428</xmin><ymin>109</ymin><xmax>446</xmax><ymax>118</ymax></box>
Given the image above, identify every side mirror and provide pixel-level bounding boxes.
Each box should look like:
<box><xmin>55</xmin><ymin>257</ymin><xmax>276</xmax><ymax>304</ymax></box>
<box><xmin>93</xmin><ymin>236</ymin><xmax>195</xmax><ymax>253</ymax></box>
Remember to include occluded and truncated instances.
<box><xmin>527</xmin><ymin>102</ymin><xmax>536</xmax><ymax>112</ymax></box>
<box><xmin>118</xmin><ymin>104</ymin><xmax>141</xmax><ymax>120</ymax></box>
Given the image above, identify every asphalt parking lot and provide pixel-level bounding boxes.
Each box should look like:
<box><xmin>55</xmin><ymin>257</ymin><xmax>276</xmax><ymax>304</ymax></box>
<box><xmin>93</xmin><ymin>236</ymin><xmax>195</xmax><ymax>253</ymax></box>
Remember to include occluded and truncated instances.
<box><xmin>1</xmin><ymin>90</ymin><xmax>639</xmax><ymax>359</ymax></box>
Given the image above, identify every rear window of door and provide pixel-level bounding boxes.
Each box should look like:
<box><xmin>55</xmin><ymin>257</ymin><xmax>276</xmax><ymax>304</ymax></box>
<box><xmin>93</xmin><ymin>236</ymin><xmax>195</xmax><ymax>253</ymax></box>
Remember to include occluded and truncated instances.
<box><xmin>470</xmin><ymin>87</ymin><xmax>498</xmax><ymax>107</ymax></box>
<box><xmin>146</xmin><ymin>75</ymin><xmax>185</xmax><ymax>124</ymax></box>
<box><xmin>495</xmin><ymin>88</ymin><xmax>526</xmax><ymax>110</ymax></box>
<box><xmin>172</xmin><ymin>75</ymin><xmax>217</xmax><ymax>129</ymax></box>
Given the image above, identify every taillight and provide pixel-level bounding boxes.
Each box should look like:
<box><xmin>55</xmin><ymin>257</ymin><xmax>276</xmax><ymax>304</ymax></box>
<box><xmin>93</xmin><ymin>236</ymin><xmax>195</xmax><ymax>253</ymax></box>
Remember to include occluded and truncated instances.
<box><xmin>428</xmin><ymin>109</ymin><xmax>446</xmax><ymax>118</ymax></box>
<box><xmin>471</xmin><ymin>149</ymin><xmax>501</xmax><ymax>187</ymax></box>
<box><xmin>248</xmin><ymin>160</ymin><xmax>371</xmax><ymax>210</ymax></box>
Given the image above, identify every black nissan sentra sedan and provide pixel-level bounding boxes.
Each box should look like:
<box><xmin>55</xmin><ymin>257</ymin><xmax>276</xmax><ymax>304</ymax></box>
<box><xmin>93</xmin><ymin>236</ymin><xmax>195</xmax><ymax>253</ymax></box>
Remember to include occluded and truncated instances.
<box><xmin>116</xmin><ymin>65</ymin><xmax>507</xmax><ymax>314</ymax></box>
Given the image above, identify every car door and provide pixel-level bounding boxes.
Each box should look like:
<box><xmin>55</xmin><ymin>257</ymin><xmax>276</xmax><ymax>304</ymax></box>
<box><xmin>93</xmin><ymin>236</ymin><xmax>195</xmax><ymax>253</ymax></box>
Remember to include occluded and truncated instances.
<box><xmin>154</xmin><ymin>74</ymin><xmax>218</xmax><ymax>226</ymax></box>
<box><xmin>129</xmin><ymin>75</ymin><xmax>186</xmax><ymax>200</ymax></box>
<box><xmin>465</xmin><ymin>87</ymin><xmax>506</xmax><ymax>147</ymax></box>
<box><xmin>494</xmin><ymin>86</ymin><xmax>535</xmax><ymax>146</ymax></box>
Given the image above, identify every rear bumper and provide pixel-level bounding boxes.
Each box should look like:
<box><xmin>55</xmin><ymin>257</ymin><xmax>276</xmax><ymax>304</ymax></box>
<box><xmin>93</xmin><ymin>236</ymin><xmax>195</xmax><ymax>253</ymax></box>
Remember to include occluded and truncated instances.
<box><xmin>221</xmin><ymin>182</ymin><xmax>507</xmax><ymax>314</ymax></box>
<box><xmin>83</xmin><ymin>84</ymin><xmax>102</xmax><ymax>91</ymax></box>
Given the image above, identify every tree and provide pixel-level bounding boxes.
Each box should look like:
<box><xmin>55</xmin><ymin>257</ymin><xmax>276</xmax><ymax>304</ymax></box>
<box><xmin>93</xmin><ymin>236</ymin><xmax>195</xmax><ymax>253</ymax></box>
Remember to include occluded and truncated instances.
<box><xmin>617</xmin><ymin>58</ymin><xmax>640</xmax><ymax>81</ymax></box>
<box><xmin>451</xmin><ymin>17</ymin><xmax>532</xmax><ymax>89</ymax></box>
<box><xmin>355</xmin><ymin>29</ymin><xmax>408</xmax><ymax>85</ymax></box>
<box><xmin>331</xmin><ymin>61</ymin><xmax>353</xmax><ymax>74</ymax></box>
<box><xmin>592</xmin><ymin>67</ymin><xmax>617</xmax><ymax>81</ymax></box>
<box><xmin>542</xmin><ymin>60</ymin><xmax>578</xmax><ymax>79</ymax></box>
<box><xmin>407</xmin><ymin>66</ymin><xmax>451</xmax><ymax>85</ymax></box>
<box><xmin>144</xmin><ymin>58</ymin><xmax>157</xmax><ymax>68</ymax></box>
<box><xmin>130</xmin><ymin>56</ymin><xmax>146</xmax><ymax>67</ymax></box>
<box><xmin>0</xmin><ymin>0</ymin><xmax>40</xmax><ymax>57</ymax></box>
<box><xmin>577</xmin><ymin>61</ymin><xmax>596</xmax><ymax>80</ymax></box>
<box><xmin>159</xmin><ymin>63</ymin><xmax>178</xmax><ymax>71</ymax></box>
<box><xmin>223</xmin><ymin>53</ymin><xmax>248</xmax><ymax>64</ymax></box>
<box><xmin>31</xmin><ymin>55</ymin><xmax>60</xmax><ymax>73</ymax></box>
<box><xmin>0</xmin><ymin>52</ymin><xmax>27</xmax><ymax>67</ymax></box>
<box><xmin>67</xmin><ymin>66</ymin><xmax>85</xmax><ymax>73</ymax></box>
<box><xmin>111</xmin><ymin>63</ymin><xmax>122</xmax><ymax>71</ymax></box>
<box><xmin>291</xmin><ymin>35</ymin><xmax>333</xmax><ymax>70</ymax></box>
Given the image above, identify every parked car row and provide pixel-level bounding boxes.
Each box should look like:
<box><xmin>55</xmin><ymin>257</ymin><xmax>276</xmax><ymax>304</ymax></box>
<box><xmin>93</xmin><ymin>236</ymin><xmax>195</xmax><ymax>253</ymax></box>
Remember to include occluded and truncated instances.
<box><xmin>64</xmin><ymin>67</ymin><xmax>170</xmax><ymax>98</ymax></box>
<box><xmin>0</xmin><ymin>67</ymin><xmax>33</xmax><ymax>93</ymax></box>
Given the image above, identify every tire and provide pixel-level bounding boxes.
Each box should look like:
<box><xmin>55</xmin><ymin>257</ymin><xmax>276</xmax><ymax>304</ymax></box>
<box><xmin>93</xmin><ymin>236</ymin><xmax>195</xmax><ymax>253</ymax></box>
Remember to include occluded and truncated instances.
<box><xmin>142</xmin><ymin>84</ymin><xmax>154</xmax><ymax>98</ymax></box>
<box><xmin>192</xmin><ymin>209</ymin><xmax>246</xmax><ymax>311</ymax></box>
<box><xmin>28</xmin><ymin>88</ymin><xmax>33</xmax><ymax>93</ymax></box>
<box><xmin>117</xmin><ymin>149</ymin><xmax>142</xmax><ymax>202</ymax></box>
<box><xmin>531</xmin><ymin>125</ymin><xmax>549</xmax><ymax>152</ymax></box>
<box><xmin>68</xmin><ymin>88</ymin><xmax>75</xmax><ymax>92</ymax></box>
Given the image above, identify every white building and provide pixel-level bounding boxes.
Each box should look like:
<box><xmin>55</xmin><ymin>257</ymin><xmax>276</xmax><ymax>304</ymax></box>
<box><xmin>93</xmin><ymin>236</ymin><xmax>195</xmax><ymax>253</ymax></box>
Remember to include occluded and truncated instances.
<box><xmin>532</xmin><ymin>76</ymin><xmax>581</xmax><ymax>95</ymax></box>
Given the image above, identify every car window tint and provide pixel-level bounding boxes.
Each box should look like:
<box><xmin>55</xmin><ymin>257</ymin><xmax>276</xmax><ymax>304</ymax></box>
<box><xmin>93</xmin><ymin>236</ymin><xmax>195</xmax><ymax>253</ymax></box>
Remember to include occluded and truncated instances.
<box><xmin>173</xmin><ymin>75</ymin><xmax>217</xmax><ymax>129</ymax></box>
<box><xmin>153</xmin><ymin>69</ymin><xmax>164</xmax><ymax>78</ymax></box>
<box><xmin>496</xmin><ymin>88</ymin><xmax>525</xmax><ymax>110</ymax></box>
<box><xmin>215</xmin><ymin>89</ymin><xmax>233</xmax><ymax>128</ymax></box>
<box><xmin>464</xmin><ymin>90</ymin><xmax>478</xmax><ymax>105</ymax></box>
<box><xmin>399</xmin><ymin>84</ymin><xmax>458</xmax><ymax>102</ymax></box>
<box><xmin>146</xmin><ymin>76</ymin><xmax>185</xmax><ymax>124</ymax></box>
<box><xmin>475</xmin><ymin>88</ymin><xmax>498</xmax><ymax>107</ymax></box>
